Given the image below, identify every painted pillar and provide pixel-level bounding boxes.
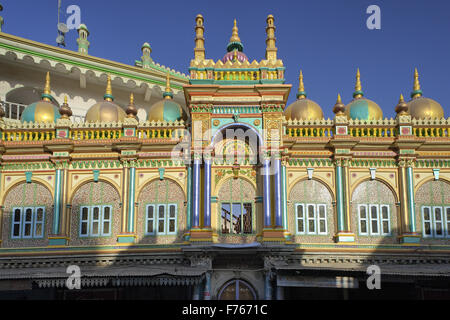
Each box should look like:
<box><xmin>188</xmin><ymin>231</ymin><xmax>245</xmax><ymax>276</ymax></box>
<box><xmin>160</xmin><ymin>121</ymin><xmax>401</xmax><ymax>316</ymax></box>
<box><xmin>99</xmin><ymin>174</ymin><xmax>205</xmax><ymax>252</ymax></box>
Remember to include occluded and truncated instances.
<box><xmin>52</xmin><ymin>169</ymin><xmax>63</xmax><ymax>234</ymax></box>
<box><xmin>276</xmin><ymin>286</ymin><xmax>284</xmax><ymax>300</ymax></box>
<box><xmin>193</xmin><ymin>282</ymin><xmax>201</xmax><ymax>300</ymax></box>
<box><xmin>204</xmin><ymin>159</ymin><xmax>211</xmax><ymax>228</ymax></box>
<box><xmin>335</xmin><ymin>162</ymin><xmax>345</xmax><ymax>232</ymax></box>
<box><xmin>264</xmin><ymin>272</ymin><xmax>272</xmax><ymax>300</ymax></box>
<box><xmin>274</xmin><ymin>158</ymin><xmax>282</xmax><ymax>227</ymax></box>
<box><xmin>203</xmin><ymin>272</ymin><xmax>211</xmax><ymax>300</ymax></box>
<box><xmin>342</xmin><ymin>160</ymin><xmax>351</xmax><ymax>231</ymax></box>
<box><xmin>192</xmin><ymin>158</ymin><xmax>201</xmax><ymax>228</ymax></box>
<box><xmin>281</xmin><ymin>163</ymin><xmax>288</xmax><ymax>230</ymax></box>
<box><xmin>186</xmin><ymin>165</ymin><xmax>193</xmax><ymax>231</ymax></box>
<box><xmin>263</xmin><ymin>160</ymin><xmax>272</xmax><ymax>228</ymax></box>
<box><xmin>406</xmin><ymin>165</ymin><xmax>416</xmax><ymax>233</ymax></box>
<box><xmin>127</xmin><ymin>166</ymin><xmax>136</xmax><ymax>233</ymax></box>
<box><xmin>121</xmin><ymin>164</ymin><xmax>129</xmax><ymax>233</ymax></box>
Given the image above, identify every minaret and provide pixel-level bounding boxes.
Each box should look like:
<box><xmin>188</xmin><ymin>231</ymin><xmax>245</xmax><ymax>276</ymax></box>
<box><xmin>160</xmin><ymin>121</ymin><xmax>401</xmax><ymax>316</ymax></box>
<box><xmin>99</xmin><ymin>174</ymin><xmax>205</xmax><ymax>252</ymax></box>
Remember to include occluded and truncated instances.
<box><xmin>353</xmin><ymin>68</ymin><xmax>364</xmax><ymax>99</ymax></box>
<box><xmin>296</xmin><ymin>70</ymin><xmax>307</xmax><ymax>99</ymax></box>
<box><xmin>77</xmin><ymin>23</ymin><xmax>90</xmax><ymax>55</ymax></box>
<box><xmin>141</xmin><ymin>42</ymin><xmax>153</xmax><ymax>69</ymax></box>
<box><xmin>0</xmin><ymin>3</ymin><xmax>4</xmax><ymax>33</ymax></box>
<box><xmin>265</xmin><ymin>14</ymin><xmax>278</xmax><ymax>61</ymax></box>
<box><xmin>411</xmin><ymin>68</ymin><xmax>423</xmax><ymax>99</ymax></box>
<box><xmin>163</xmin><ymin>72</ymin><xmax>174</xmax><ymax>100</ymax></box>
<box><xmin>194</xmin><ymin>14</ymin><xmax>205</xmax><ymax>61</ymax></box>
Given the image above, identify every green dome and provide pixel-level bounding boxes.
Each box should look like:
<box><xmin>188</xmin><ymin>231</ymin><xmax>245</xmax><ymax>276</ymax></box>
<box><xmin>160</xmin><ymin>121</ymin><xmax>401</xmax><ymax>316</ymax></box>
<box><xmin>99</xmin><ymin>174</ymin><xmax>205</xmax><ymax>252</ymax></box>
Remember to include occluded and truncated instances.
<box><xmin>21</xmin><ymin>100</ymin><xmax>61</xmax><ymax>123</ymax></box>
<box><xmin>147</xmin><ymin>99</ymin><xmax>185</xmax><ymax>122</ymax></box>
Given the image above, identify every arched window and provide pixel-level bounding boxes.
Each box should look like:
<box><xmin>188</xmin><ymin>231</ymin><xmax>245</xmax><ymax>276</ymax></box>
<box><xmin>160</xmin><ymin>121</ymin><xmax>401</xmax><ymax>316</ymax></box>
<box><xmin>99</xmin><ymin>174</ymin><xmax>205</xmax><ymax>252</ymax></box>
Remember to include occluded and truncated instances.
<box><xmin>218</xmin><ymin>280</ymin><xmax>256</xmax><ymax>300</ymax></box>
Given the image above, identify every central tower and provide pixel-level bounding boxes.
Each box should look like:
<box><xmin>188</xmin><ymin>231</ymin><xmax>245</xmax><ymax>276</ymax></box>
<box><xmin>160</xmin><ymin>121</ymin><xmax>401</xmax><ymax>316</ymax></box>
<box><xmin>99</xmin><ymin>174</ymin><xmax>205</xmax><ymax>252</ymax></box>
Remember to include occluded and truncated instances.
<box><xmin>185</xmin><ymin>15</ymin><xmax>291</xmax><ymax>243</ymax></box>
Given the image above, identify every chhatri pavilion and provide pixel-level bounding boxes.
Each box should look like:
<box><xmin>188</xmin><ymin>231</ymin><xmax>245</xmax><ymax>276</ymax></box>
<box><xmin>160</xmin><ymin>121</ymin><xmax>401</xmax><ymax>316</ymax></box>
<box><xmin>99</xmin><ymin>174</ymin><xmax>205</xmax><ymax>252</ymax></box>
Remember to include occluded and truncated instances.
<box><xmin>0</xmin><ymin>7</ymin><xmax>449</xmax><ymax>300</ymax></box>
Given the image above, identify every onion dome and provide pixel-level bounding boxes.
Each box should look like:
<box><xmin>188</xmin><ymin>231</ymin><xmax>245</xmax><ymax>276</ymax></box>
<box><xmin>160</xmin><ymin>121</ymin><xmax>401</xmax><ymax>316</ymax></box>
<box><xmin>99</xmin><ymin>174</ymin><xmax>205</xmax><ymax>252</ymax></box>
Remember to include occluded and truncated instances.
<box><xmin>126</xmin><ymin>93</ymin><xmax>138</xmax><ymax>119</ymax></box>
<box><xmin>407</xmin><ymin>68</ymin><xmax>444</xmax><ymax>119</ymax></box>
<box><xmin>333</xmin><ymin>94</ymin><xmax>345</xmax><ymax>116</ymax></box>
<box><xmin>221</xmin><ymin>20</ymin><xmax>249</xmax><ymax>63</ymax></box>
<box><xmin>21</xmin><ymin>72</ymin><xmax>61</xmax><ymax>123</ymax></box>
<box><xmin>345</xmin><ymin>69</ymin><xmax>383</xmax><ymax>120</ymax></box>
<box><xmin>85</xmin><ymin>75</ymin><xmax>126</xmax><ymax>123</ymax></box>
<box><xmin>147</xmin><ymin>72</ymin><xmax>186</xmax><ymax>122</ymax></box>
<box><xmin>284</xmin><ymin>70</ymin><xmax>324</xmax><ymax>120</ymax></box>
<box><xmin>59</xmin><ymin>96</ymin><xmax>73</xmax><ymax>119</ymax></box>
<box><xmin>395</xmin><ymin>94</ymin><xmax>408</xmax><ymax>116</ymax></box>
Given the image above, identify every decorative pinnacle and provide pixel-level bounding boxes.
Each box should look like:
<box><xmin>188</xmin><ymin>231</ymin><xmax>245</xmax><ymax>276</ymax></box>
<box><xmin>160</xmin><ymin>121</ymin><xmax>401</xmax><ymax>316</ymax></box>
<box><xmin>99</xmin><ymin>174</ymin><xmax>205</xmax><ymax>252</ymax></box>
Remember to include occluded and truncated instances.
<box><xmin>230</xmin><ymin>19</ymin><xmax>241</xmax><ymax>43</ymax></box>
<box><xmin>353</xmin><ymin>68</ymin><xmax>364</xmax><ymax>99</ymax></box>
<box><xmin>163</xmin><ymin>72</ymin><xmax>174</xmax><ymax>100</ymax></box>
<box><xmin>42</xmin><ymin>72</ymin><xmax>52</xmax><ymax>102</ymax></box>
<box><xmin>104</xmin><ymin>75</ymin><xmax>114</xmax><ymax>101</ymax></box>
<box><xmin>333</xmin><ymin>93</ymin><xmax>346</xmax><ymax>116</ymax></box>
<box><xmin>227</xmin><ymin>19</ymin><xmax>243</xmax><ymax>52</ymax></box>
<box><xmin>59</xmin><ymin>95</ymin><xmax>73</xmax><ymax>119</ymax></box>
<box><xmin>395</xmin><ymin>93</ymin><xmax>409</xmax><ymax>116</ymax></box>
<box><xmin>411</xmin><ymin>68</ymin><xmax>423</xmax><ymax>99</ymax></box>
<box><xmin>126</xmin><ymin>93</ymin><xmax>138</xmax><ymax>119</ymax></box>
<box><xmin>296</xmin><ymin>70</ymin><xmax>307</xmax><ymax>99</ymax></box>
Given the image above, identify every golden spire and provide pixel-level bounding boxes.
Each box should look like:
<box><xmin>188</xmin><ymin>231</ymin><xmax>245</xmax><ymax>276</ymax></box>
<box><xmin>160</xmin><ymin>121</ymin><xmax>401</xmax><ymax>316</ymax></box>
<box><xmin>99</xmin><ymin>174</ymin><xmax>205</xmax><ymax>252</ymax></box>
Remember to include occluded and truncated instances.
<box><xmin>411</xmin><ymin>68</ymin><xmax>423</xmax><ymax>99</ymax></box>
<box><xmin>126</xmin><ymin>93</ymin><xmax>138</xmax><ymax>119</ymax></box>
<box><xmin>297</xmin><ymin>70</ymin><xmax>306</xmax><ymax>99</ymax></box>
<box><xmin>59</xmin><ymin>95</ymin><xmax>73</xmax><ymax>119</ymax></box>
<box><xmin>130</xmin><ymin>93</ymin><xmax>134</xmax><ymax>105</ymax></box>
<box><xmin>353</xmin><ymin>68</ymin><xmax>364</xmax><ymax>99</ymax></box>
<box><xmin>337</xmin><ymin>93</ymin><xmax>342</xmax><ymax>104</ymax></box>
<box><xmin>42</xmin><ymin>72</ymin><xmax>52</xmax><ymax>101</ymax></box>
<box><xmin>333</xmin><ymin>93</ymin><xmax>345</xmax><ymax>116</ymax></box>
<box><xmin>396</xmin><ymin>93</ymin><xmax>409</xmax><ymax>116</ymax></box>
<box><xmin>230</xmin><ymin>19</ymin><xmax>241</xmax><ymax>43</ymax></box>
<box><xmin>163</xmin><ymin>72</ymin><xmax>174</xmax><ymax>100</ymax></box>
<box><xmin>104</xmin><ymin>75</ymin><xmax>114</xmax><ymax>101</ymax></box>
<box><xmin>64</xmin><ymin>95</ymin><xmax>68</xmax><ymax>104</ymax></box>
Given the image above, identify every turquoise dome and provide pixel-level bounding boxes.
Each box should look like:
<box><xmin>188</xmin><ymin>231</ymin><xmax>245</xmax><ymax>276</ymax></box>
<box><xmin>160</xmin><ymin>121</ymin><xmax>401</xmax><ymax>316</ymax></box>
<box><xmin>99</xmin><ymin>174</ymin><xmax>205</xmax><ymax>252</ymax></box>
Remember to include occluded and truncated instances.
<box><xmin>147</xmin><ymin>99</ymin><xmax>185</xmax><ymax>122</ymax></box>
<box><xmin>21</xmin><ymin>100</ymin><xmax>61</xmax><ymax>123</ymax></box>
<box><xmin>345</xmin><ymin>98</ymin><xmax>383</xmax><ymax>120</ymax></box>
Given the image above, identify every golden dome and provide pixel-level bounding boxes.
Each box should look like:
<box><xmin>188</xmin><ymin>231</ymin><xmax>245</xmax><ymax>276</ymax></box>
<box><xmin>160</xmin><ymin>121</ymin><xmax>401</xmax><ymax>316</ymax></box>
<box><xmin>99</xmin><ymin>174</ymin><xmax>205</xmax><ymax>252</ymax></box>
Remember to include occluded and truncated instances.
<box><xmin>85</xmin><ymin>75</ymin><xmax>126</xmax><ymax>123</ymax></box>
<box><xmin>407</xmin><ymin>68</ymin><xmax>444</xmax><ymax>119</ymax></box>
<box><xmin>408</xmin><ymin>97</ymin><xmax>444</xmax><ymax>119</ymax></box>
<box><xmin>345</xmin><ymin>69</ymin><xmax>383</xmax><ymax>120</ymax></box>
<box><xmin>284</xmin><ymin>70</ymin><xmax>324</xmax><ymax>120</ymax></box>
<box><xmin>147</xmin><ymin>72</ymin><xmax>186</xmax><ymax>122</ymax></box>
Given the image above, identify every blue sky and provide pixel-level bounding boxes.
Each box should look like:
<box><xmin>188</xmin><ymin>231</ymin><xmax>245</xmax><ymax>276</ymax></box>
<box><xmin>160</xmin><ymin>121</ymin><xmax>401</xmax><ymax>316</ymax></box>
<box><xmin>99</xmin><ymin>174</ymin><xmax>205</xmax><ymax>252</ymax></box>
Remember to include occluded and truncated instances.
<box><xmin>1</xmin><ymin>0</ymin><xmax>449</xmax><ymax>119</ymax></box>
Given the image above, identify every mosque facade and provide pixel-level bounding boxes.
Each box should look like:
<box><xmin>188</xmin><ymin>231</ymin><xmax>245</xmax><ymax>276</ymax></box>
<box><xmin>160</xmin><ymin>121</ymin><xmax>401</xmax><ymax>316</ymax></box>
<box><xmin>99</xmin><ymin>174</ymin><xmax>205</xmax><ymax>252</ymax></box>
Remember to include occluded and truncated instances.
<box><xmin>0</xmin><ymin>7</ymin><xmax>449</xmax><ymax>300</ymax></box>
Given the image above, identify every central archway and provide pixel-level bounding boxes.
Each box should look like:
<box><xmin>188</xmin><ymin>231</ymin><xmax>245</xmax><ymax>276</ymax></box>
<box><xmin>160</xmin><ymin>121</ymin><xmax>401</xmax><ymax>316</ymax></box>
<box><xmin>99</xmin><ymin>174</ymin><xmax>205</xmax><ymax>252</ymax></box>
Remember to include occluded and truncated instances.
<box><xmin>218</xmin><ymin>279</ymin><xmax>257</xmax><ymax>300</ymax></box>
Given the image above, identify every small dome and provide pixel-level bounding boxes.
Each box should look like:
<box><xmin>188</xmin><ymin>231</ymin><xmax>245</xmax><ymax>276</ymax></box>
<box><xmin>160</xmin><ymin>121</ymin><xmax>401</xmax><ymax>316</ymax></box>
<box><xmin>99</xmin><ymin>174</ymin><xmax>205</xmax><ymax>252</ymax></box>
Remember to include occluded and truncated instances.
<box><xmin>285</xmin><ymin>98</ymin><xmax>323</xmax><ymax>120</ymax></box>
<box><xmin>345</xmin><ymin>97</ymin><xmax>383</xmax><ymax>120</ymax></box>
<box><xmin>147</xmin><ymin>99</ymin><xmax>184</xmax><ymax>122</ymax></box>
<box><xmin>85</xmin><ymin>75</ymin><xmax>126</xmax><ymax>123</ymax></box>
<box><xmin>408</xmin><ymin>97</ymin><xmax>444</xmax><ymax>119</ymax></box>
<box><xmin>21</xmin><ymin>100</ymin><xmax>61</xmax><ymax>123</ymax></box>
<box><xmin>222</xmin><ymin>50</ymin><xmax>248</xmax><ymax>63</ymax></box>
<box><xmin>21</xmin><ymin>71</ymin><xmax>61</xmax><ymax>123</ymax></box>
<box><xmin>285</xmin><ymin>70</ymin><xmax>324</xmax><ymax>120</ymax></box>
<box><xmin>86</xmin><ymin>100</ymin><xmax>126</xmax><ymax>123</ymax></box>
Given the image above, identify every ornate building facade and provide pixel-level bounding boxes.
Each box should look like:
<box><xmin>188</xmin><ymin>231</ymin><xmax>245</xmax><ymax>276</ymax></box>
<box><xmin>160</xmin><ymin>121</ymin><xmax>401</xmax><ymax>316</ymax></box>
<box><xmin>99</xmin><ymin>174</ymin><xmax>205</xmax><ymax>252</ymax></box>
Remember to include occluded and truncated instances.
<box><xmin>0</xmin><ymin>9</ymin><xmax>449</xmax><ymax>300</ymax></box>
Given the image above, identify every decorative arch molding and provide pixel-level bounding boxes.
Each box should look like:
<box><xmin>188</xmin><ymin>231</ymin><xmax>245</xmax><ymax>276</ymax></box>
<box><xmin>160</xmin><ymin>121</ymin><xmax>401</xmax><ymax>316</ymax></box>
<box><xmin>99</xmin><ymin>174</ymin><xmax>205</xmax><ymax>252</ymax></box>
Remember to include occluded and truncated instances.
<box><xmin>414</xmin><ymin>176</ymin><xmax>450</xmax><ymax>194</ymax></box>
<box><xmin>287</xmin><ymin>175</ymin><xmax>335</xmax><ymax>200</ymax></box>
<box><xmin>68</xmin><ymin>178</ymin><xmax>122</xmax><ymax>204</ymax></box>
<box><xmin>210</xmin><ymin>122</ymin><xmax>264</xmax><ymax>148</ymax></box>
<box><xmin>136</xmin><ymin>176</ymin><xmax>187</xmax><ymax>200</ymax></box>
<box><xmin>213</xmin><ymin>175</ymin><xmax>257</xmax><ymax>197</ymax></box>
<box><xmin>1</xmin><ymin>178</ymin><xmax>54</xmax><ymax>205</ymax></box>
<box><xmin>351</xmin><ymin>176</ymin><xmax>399</xmax><ymax>203</ymax></box>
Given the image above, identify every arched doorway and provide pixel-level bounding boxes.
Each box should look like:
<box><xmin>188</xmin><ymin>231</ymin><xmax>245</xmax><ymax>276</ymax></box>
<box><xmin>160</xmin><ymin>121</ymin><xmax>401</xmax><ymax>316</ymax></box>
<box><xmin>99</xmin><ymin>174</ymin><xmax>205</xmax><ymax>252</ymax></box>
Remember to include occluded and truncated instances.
<box><xmin>218</xmin><ymin>279</ymin><xmax>256</xmax><ymax>300</ymax></box>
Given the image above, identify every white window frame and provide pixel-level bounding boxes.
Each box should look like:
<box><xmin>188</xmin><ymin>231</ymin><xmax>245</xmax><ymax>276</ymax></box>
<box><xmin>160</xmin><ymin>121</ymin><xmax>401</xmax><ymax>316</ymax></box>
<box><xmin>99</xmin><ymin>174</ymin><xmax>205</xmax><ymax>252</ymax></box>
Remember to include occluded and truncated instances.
<box><xmin>79</xmin><ymin>206</ymin><xmax>90</xmax><ymax>238</ymax></box>
<box><xmin>22</xmin><ymin>207</ymin><xmax>34</xmax><ymax>239</ymax></box>
<box><xmin>433</xmin><ymin>206</ymin><xmax>445</xmax><ymax>238</ymax></box>
<box><xmin>421</xmin><ymin>206</ymin><xmax>433</xmax><ymax>238</ymax></box>
<box><xmin>295</xmin><ymin>204</ymin><xmax>305</xmax><ymax>235</ymax></box>
<box><xmin>11</xmin><ymin>207</ymin><xmax>23</xmax><ymax>239</ymax></box>
<box><xmin>11</xmin><ymin>207</ymin><xmax>46</xmax><ymax>239</ymax></box>
<box><xmin>317</xmin><ymin>204</ymin><xmax>328</xmax><ymax>235</ymax></box>
<box><xmin>145</xmin><ymin>204</ymin><xmax>156</xmax><ymax>235</ymax></box>
<box><xmin>358</xmin><ymin>204</ymin><xmax>369</xmax><ymax>236</ymax></box>
<box><xmin>167</xmin><ymin>204</ymin><xmax>177</xmax><ymax>235</ymax></box>
<box><xmin>445</xmin><ymin>207</ymin><xmax>450</xmax><ymax>238</ymax></box>
<box><xmin>306</xmin><ymin>204</ymin><xmax>317</xmax><ymax>235</ymax></box>
<box><xmin>101</xmin><ymin>205</ymin><xmax>112</xmax><ymax>237</ymax></box>
<box><xmin>369</xmin><ymin>205</ymin><xmax>380</xmax><ymax>235</ymax></box>
<box><xmin>156</xmin><ymin>204</ymin><xmax>166</xmax><ymax>235</ymax></box>
<box><xmin>380</xmin><ymin>205</ymin><xmax>391</xmax><ymax>236</ymax></box>
<box><xmin>33</xmin><ymin>207</ymin><xmax>45</xmax><ymax>239</ymax></box>
<box><xmin>90</xmin><ymin>205</ymin><xmax>101</xmax><ymax>237</ymax></box>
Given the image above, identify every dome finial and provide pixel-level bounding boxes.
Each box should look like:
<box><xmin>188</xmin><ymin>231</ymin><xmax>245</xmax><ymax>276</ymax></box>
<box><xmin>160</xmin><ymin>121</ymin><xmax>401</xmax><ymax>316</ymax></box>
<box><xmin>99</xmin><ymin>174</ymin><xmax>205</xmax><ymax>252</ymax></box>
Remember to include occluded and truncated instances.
<box><xmin>411</xmin><ymin>67</ymin><xmax>423</xmax><ymax>99</ymax></box>
<box><xmin>296</xmin><ymin>70</ymin><xmax>307</xmax><ymax>99</ymax></box>
<box><xmin>104</xmin><ymin>75</ymin><xmax>114</xmax><ymax>102</ymax></box>
<box><xmin>126</xmin><ymin>93</ymin><xmax>138</xmax><ymax>119</ymax></box>
<box><xmin>163</xmin><ymin>72</ymin><xmax>174</xmax><ymax>100</ymax></box>
<box><xmin>42</xmin><ymin>72</ymin><xmax>52</xmax><ymax>102</ymax></box>
<box><xmin>227</xmin><ymin>19</ymin><xmax>243</xmax><ymax>52</ymax></box>
<box><xmin>59</xmin><ymin>95</ymin><xmax>73</xmax><ymax>119</ymax></box>
<box><xmin>353</xmin><ymin>68</ymin><xmax>364</xmax><ymax>99</ymax></box>
<box><xmin>395</xmin><ymin>93</ymin><xmax>409</xmax><ymax>116</ymax></box>
<box><xmin>333</xmin><ymin>93</ymin><xmax>345</xmax><ymax>116</ymax></box>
